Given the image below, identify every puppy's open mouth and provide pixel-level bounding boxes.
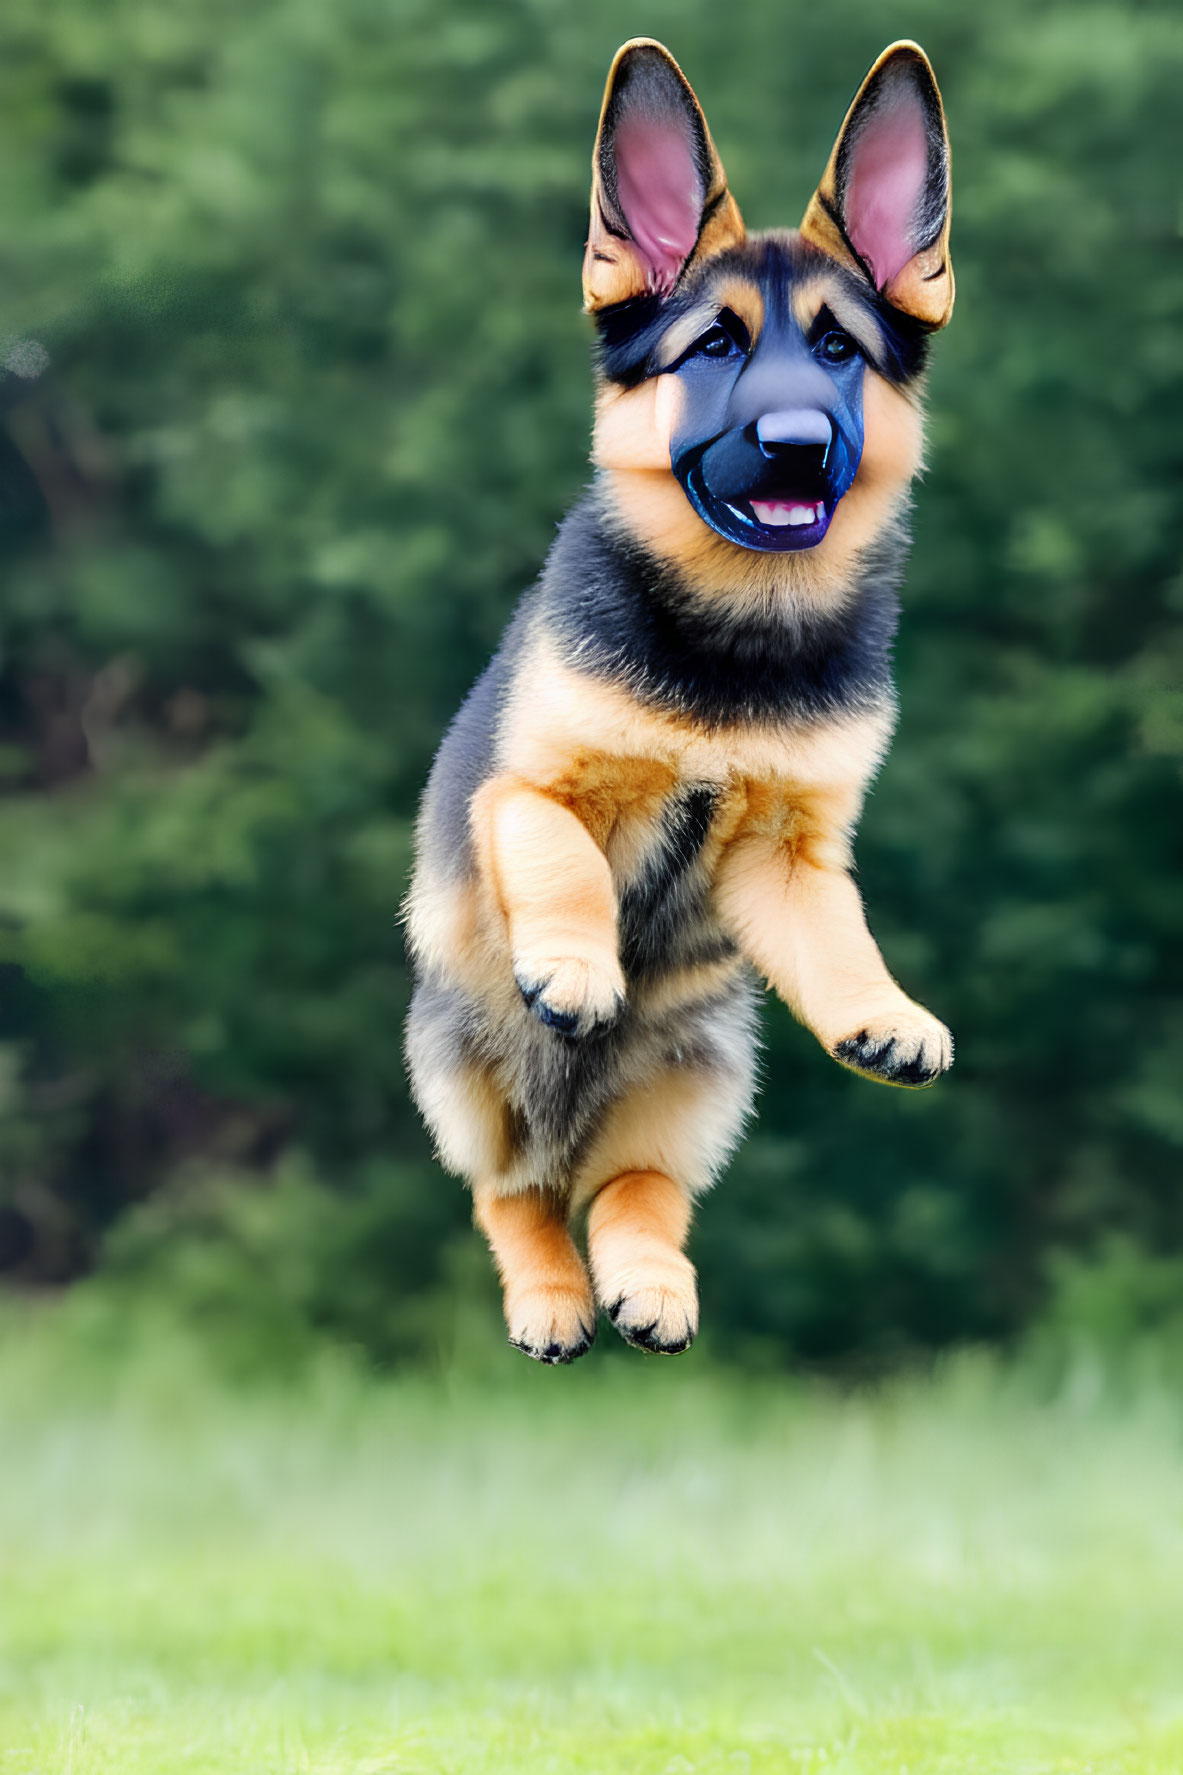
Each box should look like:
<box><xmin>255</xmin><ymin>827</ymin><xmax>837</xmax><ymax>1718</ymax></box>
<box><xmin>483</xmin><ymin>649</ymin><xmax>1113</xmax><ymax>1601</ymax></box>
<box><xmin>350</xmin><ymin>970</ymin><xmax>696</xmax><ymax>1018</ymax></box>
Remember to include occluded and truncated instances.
<box><xmin>674</xmin><ymin>436</ymin><xmax>846</xmax><ymax>554</ymax></box>
<box><xmin>716</xmin><ymin>494</ymin><xmax>833</xmax><ymax>550</ymax></box>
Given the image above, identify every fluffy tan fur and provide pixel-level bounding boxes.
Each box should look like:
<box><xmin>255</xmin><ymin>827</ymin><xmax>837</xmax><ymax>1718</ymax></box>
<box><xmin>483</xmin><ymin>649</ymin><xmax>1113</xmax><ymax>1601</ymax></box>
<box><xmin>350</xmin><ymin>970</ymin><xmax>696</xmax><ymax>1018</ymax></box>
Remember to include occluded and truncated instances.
<box><xmin>587</xmin><ymin>1171</ymin><xmax>698</xmax><ymax>1352</ymax></box>
<box><xmin>474</xmin><ymin>1188</ymin><xmax>597</xmax><ymax>1361</ymax></box>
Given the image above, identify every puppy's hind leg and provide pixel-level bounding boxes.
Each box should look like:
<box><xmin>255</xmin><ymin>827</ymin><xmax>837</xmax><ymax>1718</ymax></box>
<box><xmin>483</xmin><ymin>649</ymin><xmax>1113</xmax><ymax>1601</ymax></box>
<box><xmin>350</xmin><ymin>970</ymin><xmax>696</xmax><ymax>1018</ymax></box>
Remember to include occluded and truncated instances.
<box><xmin>587</xmin><ymin>1170</ymin><xmax>698</xmax><ymax>1355</ymax></box>
<box><xmin>575</xmin><ymin>1019</ymin><xmax>757</xmax><ymax>1356</ymax></box>
<box><xmin>474</xmin><ymin>1187</ymin><xmax>597</xmax><ymax>1365</ymax></box>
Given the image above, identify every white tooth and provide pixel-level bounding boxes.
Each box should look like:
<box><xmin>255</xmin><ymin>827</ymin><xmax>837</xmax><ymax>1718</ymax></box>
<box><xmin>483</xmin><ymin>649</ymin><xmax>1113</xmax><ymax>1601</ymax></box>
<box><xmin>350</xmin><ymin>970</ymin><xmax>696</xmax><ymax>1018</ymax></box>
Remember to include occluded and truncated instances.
<box><xmin>753</xmin><ymin>502</ymin><xmax>791</xmax><ymax>526</ymax></box>
<box><xmin>787</xmin><ymin>504</ymin><xmax>814</xmax><ymax>526</ymax></box>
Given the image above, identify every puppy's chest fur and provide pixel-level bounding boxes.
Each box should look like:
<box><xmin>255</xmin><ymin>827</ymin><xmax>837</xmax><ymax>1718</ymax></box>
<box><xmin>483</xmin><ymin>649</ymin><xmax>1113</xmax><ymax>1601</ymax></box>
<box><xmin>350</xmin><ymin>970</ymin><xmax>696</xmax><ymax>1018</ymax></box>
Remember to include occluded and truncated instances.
<box><xmin>553</xmin><ymin>756</ymin><xmax>739</xmax><ymax>988</ymax></box>
<box><xmin>411</xmin><ymin>495</ymin><xmax>901</xmax><ymax>1000</ymax></box>
<box><xmin>501</xmin><ymin>688</ymin><xmax>894</xmax><ymax>991</ymax></box>
<box><xmin>486</xmin><ymin>489</ymin><xmax>904</xmax><ymax>988</ymax></box>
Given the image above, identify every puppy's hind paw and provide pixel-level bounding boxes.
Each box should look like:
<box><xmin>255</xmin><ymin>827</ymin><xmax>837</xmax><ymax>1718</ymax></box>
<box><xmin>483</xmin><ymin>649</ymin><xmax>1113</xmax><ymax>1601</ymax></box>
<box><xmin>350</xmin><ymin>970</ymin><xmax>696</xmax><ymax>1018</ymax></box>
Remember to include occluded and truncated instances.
<box><xmin>608</xmin><ymin>1277</ymin><xmax>699</xmax><ymax>1355</ymax></box>
<box><xmin>600</xmin><ymin>1251</ymin><xmax>699</xmax><ymax>1356</ymax></box>
<box><xmin>515</xmin><ymin>954</ymin><xmax>625</xmax><ymax>1039</ymax></box>
<box><xmin>506</xmin><ymin>1282</ymin><xmax>597</xmax><ymax>1365</ymax></box>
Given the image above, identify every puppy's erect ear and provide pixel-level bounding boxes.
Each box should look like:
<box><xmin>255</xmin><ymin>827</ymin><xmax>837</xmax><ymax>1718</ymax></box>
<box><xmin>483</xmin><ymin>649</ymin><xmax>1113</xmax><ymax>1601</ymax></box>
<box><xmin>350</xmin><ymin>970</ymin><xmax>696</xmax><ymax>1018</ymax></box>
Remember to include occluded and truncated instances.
<box><xmin>583</xmin><ymin>38</ymin><xmax>745</xmax><ymax>313</ymax></box>
<box><xmin>801</xmin><ymin>42</ymin><xmax>953</xmax><ymax>329</ymax></box>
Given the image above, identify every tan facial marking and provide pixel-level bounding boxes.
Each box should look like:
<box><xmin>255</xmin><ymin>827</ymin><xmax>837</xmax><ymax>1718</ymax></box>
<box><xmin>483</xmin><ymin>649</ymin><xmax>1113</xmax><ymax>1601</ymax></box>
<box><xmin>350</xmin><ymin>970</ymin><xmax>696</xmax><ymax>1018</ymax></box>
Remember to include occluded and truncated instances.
<box><xmin>651</xmin><ymin>276</ymin><xmax>766</xmax><ymax>375</ymax></box>
<box><xmin>593</xmin><ymin>378</ymin><xmax>683</xmax><ymax>473</ymax></box>
<box><xmin>712</xmin><ymin>276</ymin><xmax>765</xmax><ymax>345</ymax></box>
<box><xmin>790</xmin><ymin>276</ymin><xmax>885</xmax><ymax>363</ymax></box>
<box><xmin>654</xmin><ymin>299</ymin><xmax>731</xmax><ymax>370</ymax></box>
<box><xmin>819</xmin><ymin>368</ymin><xmax>924</xmax><ymax>561</ymax></box>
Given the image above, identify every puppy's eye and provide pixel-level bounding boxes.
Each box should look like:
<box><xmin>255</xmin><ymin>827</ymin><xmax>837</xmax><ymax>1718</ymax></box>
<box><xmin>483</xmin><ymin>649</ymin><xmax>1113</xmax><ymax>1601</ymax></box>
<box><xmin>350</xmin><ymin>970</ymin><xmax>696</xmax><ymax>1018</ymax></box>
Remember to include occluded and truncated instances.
<box><xmin>690</xmin><ymin>323</ymin><xmax>738</xmax><ymax>359</ymax></box>
<box><xmin>819</xmin><ymin>329</ymin><xmax>859</xmax><ymax>364</ymax></box>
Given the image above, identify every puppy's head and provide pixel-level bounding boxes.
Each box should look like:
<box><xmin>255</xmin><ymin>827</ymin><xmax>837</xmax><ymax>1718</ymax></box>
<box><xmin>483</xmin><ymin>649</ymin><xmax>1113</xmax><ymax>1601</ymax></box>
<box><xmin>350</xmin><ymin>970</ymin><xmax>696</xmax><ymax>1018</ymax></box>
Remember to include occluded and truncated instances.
<box><xmin>586</xmin><ymin>40</ymin><xmax>953</xmax><ymax>590</ymax></box>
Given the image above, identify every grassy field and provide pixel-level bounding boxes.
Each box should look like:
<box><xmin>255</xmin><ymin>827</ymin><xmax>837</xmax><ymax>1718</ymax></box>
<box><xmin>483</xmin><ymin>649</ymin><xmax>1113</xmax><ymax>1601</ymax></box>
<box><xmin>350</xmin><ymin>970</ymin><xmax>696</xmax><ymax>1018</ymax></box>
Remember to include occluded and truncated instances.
<box><xmin>1</xmin><ymin>1312</ymin><xmax>1182</xmax><ymax>1774</ymax></box>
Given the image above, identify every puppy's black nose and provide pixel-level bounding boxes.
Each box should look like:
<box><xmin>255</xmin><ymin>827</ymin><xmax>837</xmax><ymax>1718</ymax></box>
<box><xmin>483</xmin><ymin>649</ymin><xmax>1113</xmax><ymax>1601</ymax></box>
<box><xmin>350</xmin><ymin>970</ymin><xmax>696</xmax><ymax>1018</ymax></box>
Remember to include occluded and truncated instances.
<box><xmin>755</xmin><ymin>408</ymin><xmax>833</xmax><ymax>464</ymax></box>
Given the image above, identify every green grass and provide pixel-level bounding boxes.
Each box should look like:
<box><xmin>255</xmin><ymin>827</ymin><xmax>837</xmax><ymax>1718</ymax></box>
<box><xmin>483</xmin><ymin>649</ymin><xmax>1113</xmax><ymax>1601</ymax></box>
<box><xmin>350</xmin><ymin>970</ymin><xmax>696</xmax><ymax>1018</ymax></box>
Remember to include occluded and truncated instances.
<box><xmin>1</xmin><ymin>1315</ymin><xmax>1182</xmax><ymax>1773</ymax></box>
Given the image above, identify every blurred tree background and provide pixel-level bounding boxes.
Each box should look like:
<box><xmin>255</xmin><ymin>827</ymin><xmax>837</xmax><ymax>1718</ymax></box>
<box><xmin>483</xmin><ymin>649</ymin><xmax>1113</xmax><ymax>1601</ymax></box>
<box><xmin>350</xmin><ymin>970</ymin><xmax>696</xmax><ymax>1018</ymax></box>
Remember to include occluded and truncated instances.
<box><xmin>0</xmin><ymin>0</ymin><xmax>1178</xmax><ymax>1369</ymax></box>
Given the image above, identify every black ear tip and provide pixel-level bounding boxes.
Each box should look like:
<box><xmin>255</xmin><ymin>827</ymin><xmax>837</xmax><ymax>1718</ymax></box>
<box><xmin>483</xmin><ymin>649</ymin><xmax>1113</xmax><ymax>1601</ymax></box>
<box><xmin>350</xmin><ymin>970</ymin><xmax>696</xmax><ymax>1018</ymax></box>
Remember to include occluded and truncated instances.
<box><xmin>603</xmin><ymin>38</ymin><xmax>705</xmax><ymax>140</ymax></box>
<box><xmin>878</xmin><ymin>38</ymin><xmax>934</xmax><ymax>65</ymax></box>
<box><xmin>874</xmin><ymin>40</ymin><xmax>942</xmax><ymax>92</ymax></box>
<box><xmin>606</xmin><ymin>37</ymin><xmax>694</xmax><ymax>102</ymax></box>
<box><xmin>613</xmin><ymin>36</ymin><xmax>680</xmax><ymax>66</ymax></box>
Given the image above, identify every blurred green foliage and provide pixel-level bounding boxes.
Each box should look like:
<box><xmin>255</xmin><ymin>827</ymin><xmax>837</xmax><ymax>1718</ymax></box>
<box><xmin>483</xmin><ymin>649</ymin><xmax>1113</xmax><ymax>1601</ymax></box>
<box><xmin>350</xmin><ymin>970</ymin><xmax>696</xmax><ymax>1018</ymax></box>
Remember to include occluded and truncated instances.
<box><xmin>0</xmin><ymin>0</ymin><xmax>1179</xmax><ymax>1366</ymax></box>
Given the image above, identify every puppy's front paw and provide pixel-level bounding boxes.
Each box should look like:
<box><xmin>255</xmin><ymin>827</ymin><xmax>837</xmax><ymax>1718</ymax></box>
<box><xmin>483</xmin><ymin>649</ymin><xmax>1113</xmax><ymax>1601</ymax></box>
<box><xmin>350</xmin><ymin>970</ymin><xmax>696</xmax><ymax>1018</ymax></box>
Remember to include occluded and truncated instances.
<box><xmin>833</xmin><ymin>1004</ymin><xmax>953</xmax><ymax>1088</ymax></box>
<box><xmin>515</xmin><ymin>953</ymin><xmax>625</xmax><ymax>1038</ymax></box>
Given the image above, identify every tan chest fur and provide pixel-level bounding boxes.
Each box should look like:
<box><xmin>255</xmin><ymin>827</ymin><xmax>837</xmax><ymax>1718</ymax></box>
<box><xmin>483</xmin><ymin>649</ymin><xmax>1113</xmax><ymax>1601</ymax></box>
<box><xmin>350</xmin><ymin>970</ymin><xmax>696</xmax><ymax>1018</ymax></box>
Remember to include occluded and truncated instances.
<box><xmin>497</xmin><ymin>633</ymin><xmax>896</xmax><ymax>877</ymax></box>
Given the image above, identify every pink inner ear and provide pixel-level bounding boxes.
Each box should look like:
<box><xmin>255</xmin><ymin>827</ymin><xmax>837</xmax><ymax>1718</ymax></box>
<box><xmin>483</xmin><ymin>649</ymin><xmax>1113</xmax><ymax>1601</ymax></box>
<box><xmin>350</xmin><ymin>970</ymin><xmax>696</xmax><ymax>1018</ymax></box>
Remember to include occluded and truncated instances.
<box><xmin>845</xmin><ymin>92</ymin><xmax>930</xmax><ymax>290</ymax></box>
<box><xmin>613</xmin><ymin>113</ymin><xmax>703</xmax><ymax>295</ymax></box>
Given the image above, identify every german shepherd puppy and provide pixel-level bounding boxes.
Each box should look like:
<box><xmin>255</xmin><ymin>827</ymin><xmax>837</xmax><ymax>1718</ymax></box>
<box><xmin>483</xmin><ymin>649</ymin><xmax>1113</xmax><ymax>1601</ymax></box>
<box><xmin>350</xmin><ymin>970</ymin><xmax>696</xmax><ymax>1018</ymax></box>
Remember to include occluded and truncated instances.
<box><xmin>406</xmin><ymin>39</ymin><xmax>955</xmax><ymax>1362</ymax></box>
